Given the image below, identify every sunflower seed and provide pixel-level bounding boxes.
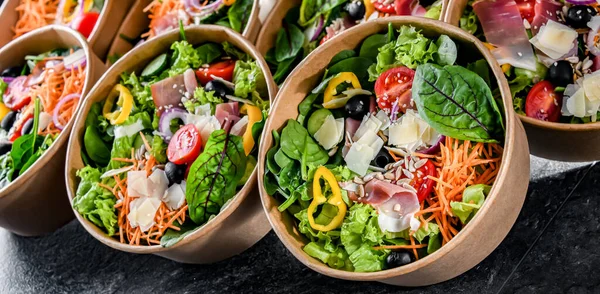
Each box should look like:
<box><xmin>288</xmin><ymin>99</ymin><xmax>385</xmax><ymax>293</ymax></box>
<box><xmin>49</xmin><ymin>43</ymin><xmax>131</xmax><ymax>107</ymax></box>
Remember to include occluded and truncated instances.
<box><xmin>583</xmin><ymin>59</ymin><xmax>594</xmax><ymax>70</ymax></box>
<box><xmin>397</xmin><ymin>178</ymin><xmax>411</xmax><ymax>185</ymax></box>
<box><xmin>576</xmin><ymin>68</ymin><xmax>583</xmax><ymax>76</ymax></box>
<box><xmin>523</xmin><ymin>19</ymin><xmax>531</xmax><ymax>29</ymax></box>
<box><xmin>402</xmin><ymin>183</ymin><xmax>417</xmax><ymax>193</ymax></box>
<box><xmin>384</xmin><ymin>172</ymin><xmax>395</xmax><ymax>180</ymax></box>
<box><xmin>353</xmin><ymin>176</ymin><xmax>365</xmax><ymax>185</ymax></box>
<box><xmin>375</xmin><ymin>172</ymin><xmax>385</xmax><ymax>181</ymax></box>
<box><xmin>328</xmin><ymin>146</ymin><xmax>338</xmax><ymax>157</ymax></box>
<box><xmin>357</xmin><ymin>185</ymin><xmax>365</xmax><ymax>198</ymax></box>
<box><xmin>395</xmin><ymin>168</ymin><xmax>404</xmax><ymax>180</ymax></box>
<box><xmin>363</xmin><ymin>173</ymin><xmax>376</xmax><ymax>182</ymax></box>
<box><xmin>385</xmin><ymin>163</ymin><xmax>394</xmax><ymax>171</ymax></box>
<box><xmin>393</xmin><ymin>160</ymin><xmax>404</xmax><ymax>168</ymax></box>
<box><xmin>576</xmin><ymin>61</ymin><xmax>583</xmax><ymax>71</ymax></box>
<box><xmin>414</xmin><ymin>158</ymin><xmax>427</xmax><ymax>169</ymax></box>
<box><xmin>402</xmin><ymin>169</ymin><xmax>414</xmax><ymax>179</ymax></box>
<box><xmin>566</xmin><ymin>56</ymin><xmax>579</xmax><ymax>64</ymax></box>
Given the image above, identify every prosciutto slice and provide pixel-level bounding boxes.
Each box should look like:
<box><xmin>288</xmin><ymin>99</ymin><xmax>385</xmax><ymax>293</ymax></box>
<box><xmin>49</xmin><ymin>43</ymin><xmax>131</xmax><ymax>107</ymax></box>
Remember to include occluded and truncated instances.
<box><xmin>531</xmin><ymin>0</ymin><xmax>563</xmax><ymax>35</ymax></box>
<box><xmin>215</xmin><ymin>102</ymin><xmax>240</xmax><ymax>126</ymax></box>
<box><xmin>473</xmin><ymin>0</ymin><xmax>537</xmax><ymax>71</ymax></box>
<box><xmin>362</xmin><ymin>179</ymin><xmax>421</xmax><ymax>233</ymax></box>
<box><xmin>151</xmin><ymin>74</ymin><xmax>185</xmax><ymax>116</ymax></box>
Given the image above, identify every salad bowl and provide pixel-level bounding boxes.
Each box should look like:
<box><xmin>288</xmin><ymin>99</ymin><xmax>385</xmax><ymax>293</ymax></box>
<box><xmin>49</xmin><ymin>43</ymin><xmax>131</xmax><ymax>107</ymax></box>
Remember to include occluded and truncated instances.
<box><xmin>106</xmin><ymin>0</ymin><xmax>261</xmax><ymax>66</ymax></box>
<box><xmin>0</xmin><ymin>0</ymin><xmax>133</xmax><ymax>60</ymax></box>
<box><xmin>0</xmin><ymin>25</ymin><xmax>106</xmax><ymax>236</ymax></box>
<box><xmin>447</xmin><ymin>0</ymin><xmax>600</xmax><ymax>162</ymax></box>
<box><xmin>257</xmin><ymin>17</ymin><xmax>530</xmax><ymax>286</ymax></box>
<box><xmin>65</xmin><ymin>25</ymin><xmax>276</xmax><ymax>264</ymax></box>
<box><xmin>255</xmin><ymin>0</ymin><xmax>450</xmax><ymax>86</ymax></box>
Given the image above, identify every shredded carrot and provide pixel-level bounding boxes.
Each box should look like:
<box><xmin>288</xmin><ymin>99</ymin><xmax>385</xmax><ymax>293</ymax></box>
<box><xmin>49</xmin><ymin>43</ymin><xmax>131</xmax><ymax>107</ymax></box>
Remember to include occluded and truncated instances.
<box><xmin>12</xmin><ymin>0</ymin><xmax>60</xmax><ymax>39</ymax></box>
<box><xmin>143</xmin><ymin>0</ymin><xmax>185</xmax><ymax>39</ymax></box>
<box><xmin>373</xmin><ymin>244</ymin><xmax>427</xmax><ymax>250</ymax></box>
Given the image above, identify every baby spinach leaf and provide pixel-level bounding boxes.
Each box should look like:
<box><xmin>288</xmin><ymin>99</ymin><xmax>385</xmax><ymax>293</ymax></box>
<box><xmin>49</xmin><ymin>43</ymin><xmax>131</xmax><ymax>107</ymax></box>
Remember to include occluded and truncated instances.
<box><xmin>160</xmin><ymin>223</ymin><xmax>198</xmax><ymax>247</ymax></box>
<box><xmin>186</xmin><ymin>128</ymin><xmax>247</xmax><ymax>225</ymax></box>
<box><xmin>280</xmin><ymin>119</ymin><xmax>328</xmax><ymax>165</ymax></box>
<box><xmin>228</xmin><ymin>0</ymin><xmax>253</xmax><ymax>32</ymax></box>
<box><xmin>275</xmin><ymin>23</ymin><xmax>305</xmax><ymax>63</ymax></box>
<box><xmin>266</xmin><ymin>130</ymin><xmax>283</xmax><ymax>175</ymax></box>
<box><xmin>359</xmin><ymin>34</ymin><xmax>387</xmax><ymax>62</ymax></box>
<box><xmin>196</xmin><ymin>43</ymin><xmax>223</xmax><ymax>64</ymax></box>
<box><xmin>412</xmin><ymin>64</ymin><xmax>504</xmax><ymax>143</ymax></box>
<box><xmin>326</xmin><ymin>57</ymin><xmax>374</xmax><ymax>86</ymax></box>
<box><xmin>329</xmin><ymin>50</ymin><xmax>357</xmax><ymax>67</ymax></box>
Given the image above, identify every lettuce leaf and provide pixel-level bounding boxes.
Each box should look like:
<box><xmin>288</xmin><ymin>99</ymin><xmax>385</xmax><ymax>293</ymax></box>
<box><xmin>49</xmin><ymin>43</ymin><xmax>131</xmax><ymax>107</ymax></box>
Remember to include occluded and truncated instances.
<box><xmin>233</xmin><ymin>60</ymin><xmax>267</xmax><ymax>99</ymax></box>
<box><xmin>349</xmin><ymin>243</ymin><xmax>388</xmax><ymax>272</ymax></box>
<box><xmin>120</xmin><ymin>72</ymin><xmax>154</xmax><ymax>112</ymax></box>
<box><xmin>151</xmin><ymin>135</ymin><xmax>168</xmax><ymax>164</ymax></box>
<box><xmin>168</xmin><ymin>41</ymin><xmax>201</xmax><ymax>77</ymax></box>
<box><xmin>72</xmin><ymin>166</ymin><xmax>118</xmax><ymax>236</ymax></box>
<box><xmin>184</xmin><ymin>87</ymin><xmax>224</xmax><ymax>114</ymax></box>
<box><xmin>340</xmin><ymin>204</ymin><xmax>388</xmax><ymax>272</ymax></box>
<box><xmin>368</xmin><ymin>26</ymin><xmax>438</xmax><ymax>81</ymax></box>
<box><xmin>450</xmin><ymin>184</ymin><xmax>490</xmax><ymax>224</ymax></box>
<box><xmin>303</xmin><ymin>242</ymin><xmax>353</xmax><ymax>270</ymax></box>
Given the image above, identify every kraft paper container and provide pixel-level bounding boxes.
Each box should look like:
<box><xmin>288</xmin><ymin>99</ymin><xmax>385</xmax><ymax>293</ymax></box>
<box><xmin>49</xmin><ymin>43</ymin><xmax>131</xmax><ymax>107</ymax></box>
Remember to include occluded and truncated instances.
<box><xmin>0</xmin><ymin>0</ymin><xmax>133</xmax><ymax>60</ymax></box>
<box><xmin>66</xmin><ymin>25</ymin><xmax>276</xmax><ymax>264</ymax></box>
<box><xmin>106</xmin><ymin>0</ymin><xmax>261</xmax><ymax>66</ymax></box>
<box><xmin>448</xmin><ymin>0</ymin><xmax>600</xmax><ymax>161</ymax></box>
<box><xmin>257</xmin><ymin>17</ymin><xmax>530</xmax><ymax>286</ymax></box>
<box><xmin>255</xmin><ymin>0</ymin><xmax>450</xmax><ymax>74</ymax></box>
<box><xmin>0</xmin><ymin>25</ymin><xmax>106</xmax><ymax>236</ymax></box>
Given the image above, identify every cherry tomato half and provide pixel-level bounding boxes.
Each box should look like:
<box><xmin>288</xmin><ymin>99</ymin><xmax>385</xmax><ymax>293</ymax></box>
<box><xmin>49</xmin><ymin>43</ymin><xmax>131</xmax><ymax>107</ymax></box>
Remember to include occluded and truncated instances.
<box><xmin>525</xmin><ymin>81</ymin><xmax>562</xmax><ymax>122</ymax></box>
<box><xmin>72</xmin><ymin>12</ymin><xmax>100</xmax><ymax>39</ymax></box>
<box><xmin>515</xmin><ymin>0</ymin><xmax>536</xmax><ymax>24</ymax></box>
<box><xmin>394</xmin><ymin>0</ymin><xmax>413</xmax><ymax>16</ymax></box>
<box><xmin>167</xmin><ymin>124</ymin><xmax>203</xmax><ymax>165</ymax></box>
<box><xmin>373</xmin><ymin>0</ymin><xmax>396</xmax><ymax>14</ymax></box>
<box><xmin>195</xmin><ymin>60</ymin><xmax>236</xmax><ymax>86</ymax></box>
<box><xmin>399</xmin><ymin>159</ymin><xmax>436</xmax><ymax>203</ymax></box>
<box><xmin>374</xmin><ymin>66</ymin><xmax>415</xmax><ymax>114</ymax></box>
<box><xmin>4</xmin><ymin>76</ymin><xmax>31</xmax><ymax>111</ymax></box>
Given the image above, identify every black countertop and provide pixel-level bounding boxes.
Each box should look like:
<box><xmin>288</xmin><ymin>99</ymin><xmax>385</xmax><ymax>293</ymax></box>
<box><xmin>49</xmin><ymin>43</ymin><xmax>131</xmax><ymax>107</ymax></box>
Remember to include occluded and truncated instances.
<box><xmin>0</xmin><ymin>157</ymin><xmax>597</xmax><ymax>294</ymax></box>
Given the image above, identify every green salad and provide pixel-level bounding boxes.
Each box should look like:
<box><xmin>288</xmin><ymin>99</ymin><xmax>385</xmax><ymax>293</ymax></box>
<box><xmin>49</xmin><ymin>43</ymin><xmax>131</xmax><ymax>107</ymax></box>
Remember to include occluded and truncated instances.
<box><xmin>73</xmin><ymin>28</ymin><xmax>269</xmax><ymax>247</ymax></box>
<box><xmin>264</xmin><ymin>23</ymin><xmax>505</xmax><ymax>272</ymax></box>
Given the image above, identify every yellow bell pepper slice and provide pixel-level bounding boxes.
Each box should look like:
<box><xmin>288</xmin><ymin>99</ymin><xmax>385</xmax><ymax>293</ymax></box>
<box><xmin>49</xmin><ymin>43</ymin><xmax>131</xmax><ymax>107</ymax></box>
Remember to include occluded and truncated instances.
<box><xmin>223</xmin><ymin>0</ymin><xmax>236</xmax><ymax>5</ymax></box>
<box><xmin>307</xmin><ymin>166</ymin><xmax>347</xmax><ymax>232</ymax></box>
<box><xmin>363</xmin><ymin>0</ymin><xmax>375</xmax><ymax>20</ymax></box>
<box><xmin>103</xmin><ymin>84</ymin><xmax>134</xmax><ymax>125</ymax></box>
<box><xmin>240</xmin><ymin>104</ymin><xmax>262</xmax><ymax>155</ymax></box>
<box><xmin>0</xmin><ymin>103</ymin><xmax>10</xmax><ymax>122</ymax></box>
<box><xmin>63</xmin><ymin>0</ymin><xmax>95</xmax><ymax>23</ymax></box>
<box><xmin>501</xmin><ymin>64</ymin><xmax>512</xmax><ymax>73</ymax></box>
<box><xmin>323</xmin><ymin>72</ymin><xmax>361</xmax><ymax>109</ymax></box>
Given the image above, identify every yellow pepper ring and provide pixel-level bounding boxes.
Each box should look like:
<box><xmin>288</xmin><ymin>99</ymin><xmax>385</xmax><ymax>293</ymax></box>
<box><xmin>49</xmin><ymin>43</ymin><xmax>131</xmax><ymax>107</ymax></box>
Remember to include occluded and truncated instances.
<box><xmin>307</xmin><ymin>166</ymin><xmax>347</xmax><ymax>232</ymax></box>
<box><xmin>240</xmin><ymin>104</ymin><xmax>262</xmax><ymax>155</ymax></box>
<box><xmin>103</xmin><ymin>84</ymin><xmax>134</xmax><ymax>125</ymax></box>
<box><xmin>323</xmin><ymin>72</ymin><xmax>362</xmax><ymax>107</ymax></box>
<box><xmin>223</xmin><ymin>0</ymin><xmax>236</xmax><ymax>5</ymax></box>
<box><xmin>63</xmin><ymin>0</ymin><xmax>94</xmax><ymax>23</ymax></box>
<box><xmin>363</xmin><ymin>0</ymin><xmax>375</xmax><ymax>20</ymax></box>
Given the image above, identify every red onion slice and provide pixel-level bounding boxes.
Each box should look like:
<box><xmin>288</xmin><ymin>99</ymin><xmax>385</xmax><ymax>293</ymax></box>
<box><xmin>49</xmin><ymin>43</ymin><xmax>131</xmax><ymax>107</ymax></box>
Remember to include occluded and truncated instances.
<box><xmin>418</xmin><ymin>135</ymin><xmax>445</xmax><ymax>155</ymax></box>
<box><xmin>64</xmin><ymin>49</ymin><xmax>87</xmax><ymax>71</ymax></box>
<box><xmin>565</xmin><ymin>0</ymin><xmax>597</xmax><ymax>4</ymax></box>
<box><xmin>184</xmin><ymin>0</ymin><xmax>223</xmax><ymax>17</ymax></box>
<box><xmin>304</xmin><ymin>16</ymin><xmax>325</xmax><ymax>42</ymax></box>
<box><xmin>159</xmin><ymin>108</ymin><xmax>189</xmax><ymax>142</ymax></box>
<box><xmin>53</xmin><ymin>93</ymin><xmax>80</xmax><ymax>130</ymax></box>
<box><xmin>2</xmin><ymin>77</ymin><xmax>15</xmax><ymax>84</ymax></box>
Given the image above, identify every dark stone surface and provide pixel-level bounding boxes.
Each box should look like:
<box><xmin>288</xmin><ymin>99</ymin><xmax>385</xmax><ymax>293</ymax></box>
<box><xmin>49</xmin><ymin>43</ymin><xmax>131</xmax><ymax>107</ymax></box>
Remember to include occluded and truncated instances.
<box><xmin>0</xmin><ymin>158</ymin><xmax>597</xmax><ymax>294</ymax></box>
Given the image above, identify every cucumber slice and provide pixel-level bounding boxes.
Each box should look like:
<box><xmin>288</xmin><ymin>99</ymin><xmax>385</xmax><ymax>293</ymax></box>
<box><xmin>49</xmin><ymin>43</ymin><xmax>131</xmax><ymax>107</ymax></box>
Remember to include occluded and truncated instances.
<box><xmin>307</xmin><ymin>108</ymin><xmax>333</xmax><ymax>136</ymax></box>
<box><xmin>141</xmin><ymin>53</ymin><xmax>168</xmax><ymax>77</ymax></box>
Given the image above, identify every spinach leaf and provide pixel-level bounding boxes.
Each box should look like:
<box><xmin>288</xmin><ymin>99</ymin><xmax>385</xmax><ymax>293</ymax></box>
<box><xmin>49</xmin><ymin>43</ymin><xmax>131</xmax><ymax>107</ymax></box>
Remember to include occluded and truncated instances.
<box><xmin>326</xmin><ymin>57</ymin><xmax>374</xmax><ymax>86</ymax></box>
<box><xmin>228</xmin><ymin>0</ymin><xmax>253</xmax><ymax>32</ymax></box>
<box><xmin>160</xmin><ymin>223</ymin><xmax>199</xmax><ymax>247</ymax></box>
<box><xmin>467</xmin><ymin>59</ymin><xmax>491</xmax><ymax>87</ymax></box>
<box><xmin>412</xmin><ymin>64</ymin><xmax>504</xmax><ymax>143</ymax></box>
<box><xmin>280</xmin><ymin>119</ymin><xmax>328</xmax><ymax>166</ymax></box>
<box><xmin>186</xmin><ymin>128</ymin><xmax>247</xmax><ymax>225</ymax></box>
<box><xmin>329</xmin><ymin>50</ymin><xmax>357</xmax><ymax>67</ymax></box>
<box><xmin>275</xmin><ymin>23</ymin><xmax>305</xmax><ymax>63</ymax></box>
<box><xmin>196</xmin><ymin>43</ymin><xmax>223</xmax><ymax>64</ymax></box>
<box><xmin>434</xmin><ymin>35</ymin><xmax>457</xmax><ymax>66</ymax></box>
<box><xmin>359</xmin><ymin>34</ymin><xmax>387</xmax><ymax>63</ymax></box>
<box><xmin>272</xmin><ymin>53</ymin><xmax>299</xmax><ymax>85</ymax></box>
<box><xmin>84</xmin><ymin>126</ymin><xmax>111</xmax><ymax>166</ymax></box>
<box><xmin>299</xmin><ymin>93</ymin><xmax>320</xmax><ymax>116</ymax></box>
<box><xmin>266</xmin><ymin>130</ymin><xmax>282</xmax><ymax>175</ymax></box>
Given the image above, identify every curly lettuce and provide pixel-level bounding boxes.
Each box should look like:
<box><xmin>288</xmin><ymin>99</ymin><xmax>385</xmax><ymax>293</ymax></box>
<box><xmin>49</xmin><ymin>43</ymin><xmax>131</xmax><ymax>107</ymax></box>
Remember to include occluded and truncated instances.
<box><xmin>72</xmin><ymin>166</ymin><xmax>118</xmax><ymax>236</ymax></box>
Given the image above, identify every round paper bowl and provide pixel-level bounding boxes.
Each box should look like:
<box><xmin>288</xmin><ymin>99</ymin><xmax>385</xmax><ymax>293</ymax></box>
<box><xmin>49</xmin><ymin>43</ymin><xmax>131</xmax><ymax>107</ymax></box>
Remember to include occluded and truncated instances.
<box><xmin>106</xmin><ymin>0</ymin><xmax>261</xmax><ymax>66</ymax></box>
<box><xmin>0</xmin><ymin>0</ymin><xmax>133</xmax><ymax>60</ymax></box>
<box><xmin>257</xmin><ymin>17</ymin><xmax>530</xmax><ymax>286</ymax></box>
<box><xmin>447</xmin><ymin>0</ymin><xmax>600</xmax><ymax>161</ymax></box>
<box><xmin>65</xmin><ymin>25</ymin><xmax>276</xmax><ymax>264</ymax></box>
<box><xmin>255</xmin><ymin>0</ymin><xmax>450</xmax><ymax>63</ymax></box>
<box><xmin>0</xmin><ymin>25</ymin><xmax>106</xmax><ymax>236</ymax></box>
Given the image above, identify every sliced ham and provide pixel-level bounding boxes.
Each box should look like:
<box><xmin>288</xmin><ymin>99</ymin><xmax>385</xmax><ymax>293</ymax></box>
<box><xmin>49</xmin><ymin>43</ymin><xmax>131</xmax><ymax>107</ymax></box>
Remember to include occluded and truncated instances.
<box><xmin>214</xmin><ymin>102</ymin><xmax>240</xmax><ymax>126</ymax></box>
<box><xmin>151</xmin><ymin>12</ymin><xmax>186</xmax><ymax>37</ymax></box>
<box><xmin>473</xmin><ymin>0</ymin><xmax>538</xmax><ymax>71</ymax></box>
<box><xmin>151</xmin><ymin>74</ymin><xmax>186</xmax><ymax>116</ymax></box>
<box><xmin>360</xmin><ymin>179</ymin><xmax>421</xmax><ymax>233</ymax></box>
<box><xmin>531</xmin><ymin>0</ymin><xmax>563</xmax><ymax>35</ymax></box>
<box><xmin>183</xmin><ymin>68</ymin><xmax>198</xmax><ymax>95</ymax></box>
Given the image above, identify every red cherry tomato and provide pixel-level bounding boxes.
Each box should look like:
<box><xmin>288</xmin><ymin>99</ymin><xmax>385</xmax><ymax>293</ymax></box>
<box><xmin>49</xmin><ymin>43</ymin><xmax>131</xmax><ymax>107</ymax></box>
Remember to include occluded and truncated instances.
<box><xmin>167</xmin><ymin>124</ymin><xmax>203</xmax><ymax>165</ymax></box>
<box><xmin>394</xmin><ymin>0</ymin><xmax>413</xmax><ymax>15</ymax></box>
<box><xmin>515</xmin><ymin>0</ymin><xmax>536</xmax><ymax>24</ymax></box>
<box><xmin>9</xmin><ymin>113</ymin><xmax>33</xmax><ymax>142</ymax></box>
<box><xmin>195</xmin><ymin>60</ymin><xmax>236</xmax><ymax>86</ymax></box>
<box><xmin>373</xmin><ymin>0</ymin><xmax>396</xmax><ymax>14</ymax></box>
<box><xmin>399</xmin><ymin>159</ymin><xmax>436</xmax><ymax>203</ymax></box>
<box><xmin>374</xmin><ymin>66</ymin><xmax>415</xmax><ymax>114</ymax></box>
<box><xmin>71</xmin><ymin>12</ymin><xmax>100</xmax><ymax>39</ymax></box>
<box><xmin>320</xmin><ymin>34</ymin><xmax>332</xmax><ymax>46</ymax></box>
<box><xmin>4</xmin><ymin>76</ymin><xmax>31</xmax><ymax>111</ymax></box>
<box><xmin>525</xmin><ymin>81</ymin><xmax>562</xmax><ymax>122</ymax></box>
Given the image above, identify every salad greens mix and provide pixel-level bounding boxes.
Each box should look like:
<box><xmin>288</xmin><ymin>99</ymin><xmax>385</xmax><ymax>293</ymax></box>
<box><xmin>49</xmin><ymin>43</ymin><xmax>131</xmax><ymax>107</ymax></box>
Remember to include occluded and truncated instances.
<box><xmin>264</xmin><ymin>23</ymin><xmax>505</xmax><ymax>272</ymax></box>
<box><xmin>467</xmin><ymin>0</ymin><xmax>600</xmax><ymax>124</ymax></box>
<box><xmin>266</xmin><ymin>0</ymin><xmax>446</xmax><ymax>84</ymax></box>
<box><xmin>0</xmin><ymin>48</ymin><xmax>87</xmax><ymax>189</ymax></box>
<box><xmin>74</xmin><ymin>28</ymin><xmax>269</xmax><ymax>246</ymax></box>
